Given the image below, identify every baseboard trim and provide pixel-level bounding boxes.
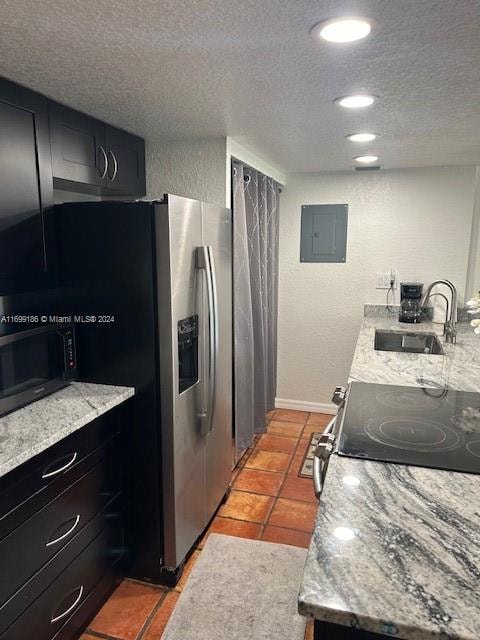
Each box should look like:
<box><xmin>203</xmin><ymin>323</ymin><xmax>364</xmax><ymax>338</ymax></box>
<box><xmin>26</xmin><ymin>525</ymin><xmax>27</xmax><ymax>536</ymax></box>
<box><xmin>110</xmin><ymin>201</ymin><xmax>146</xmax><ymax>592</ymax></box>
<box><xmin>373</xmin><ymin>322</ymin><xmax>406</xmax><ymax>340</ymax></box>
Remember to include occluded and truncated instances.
<box><xmin>275</xmin><ymin>398</ymin><xmax>337</xmax><ymax>415</ymax></box>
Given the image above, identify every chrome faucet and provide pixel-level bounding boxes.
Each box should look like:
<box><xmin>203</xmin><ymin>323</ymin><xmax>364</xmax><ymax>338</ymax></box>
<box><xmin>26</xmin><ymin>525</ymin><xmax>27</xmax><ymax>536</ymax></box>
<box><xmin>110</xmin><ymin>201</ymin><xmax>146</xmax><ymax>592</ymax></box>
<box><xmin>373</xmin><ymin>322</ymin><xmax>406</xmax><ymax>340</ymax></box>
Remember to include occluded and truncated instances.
<box><xmin>421</xmin><ymin>280</ymin><xmax>457</xmax><ymax>344</ymax></box>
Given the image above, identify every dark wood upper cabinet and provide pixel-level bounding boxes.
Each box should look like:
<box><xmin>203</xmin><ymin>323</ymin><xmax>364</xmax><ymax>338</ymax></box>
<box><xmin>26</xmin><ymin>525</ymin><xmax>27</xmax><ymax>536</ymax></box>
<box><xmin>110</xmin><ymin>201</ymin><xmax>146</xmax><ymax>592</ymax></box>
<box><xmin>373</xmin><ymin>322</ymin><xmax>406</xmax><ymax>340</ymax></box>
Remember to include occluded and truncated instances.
<box><xmin>49</xmin><ymin>101</ymin><xmax>146</xmax><ymax>197</ymax></box>
<box><xmin>49</xmin><ymin>101</ymin><xmax>107</xmax><ymax>189</ymax></box>
<box><xmin>0</xmin><ymin>78</ymin><xmax>54</xmax><ymax>294</ymax></box>
<box><xmin>105</xmin><ymin>126</ymin><xmax>146</xmax><ymax>195</ymax></box>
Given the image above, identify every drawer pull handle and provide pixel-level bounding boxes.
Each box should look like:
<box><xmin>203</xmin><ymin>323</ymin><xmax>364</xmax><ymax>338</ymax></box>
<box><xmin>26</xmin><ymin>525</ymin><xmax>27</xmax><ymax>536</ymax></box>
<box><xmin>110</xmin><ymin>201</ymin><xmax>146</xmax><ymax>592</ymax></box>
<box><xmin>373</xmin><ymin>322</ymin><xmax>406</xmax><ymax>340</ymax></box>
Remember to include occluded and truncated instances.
<box><xmin>42</xmin><ymin>452</ymin><xmax>78</xmax><ymax>479</ymax></box>
<box><xmin>46</xmin><ymin>515</ymin><xmax>81</xmax><ymax>547</ymax></box>
<box><xmin>50</xmin><ymin>585</ymin><xmax>84</xmax><ymax>623</ymax></box>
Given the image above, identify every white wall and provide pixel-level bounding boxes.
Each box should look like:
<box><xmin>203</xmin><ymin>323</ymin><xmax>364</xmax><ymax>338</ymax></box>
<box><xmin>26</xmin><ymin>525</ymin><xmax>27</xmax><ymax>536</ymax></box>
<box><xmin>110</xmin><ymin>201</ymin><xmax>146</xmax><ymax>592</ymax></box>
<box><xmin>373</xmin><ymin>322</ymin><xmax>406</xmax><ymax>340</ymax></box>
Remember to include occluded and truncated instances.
<box><xmin>145</xmin><ymin>136</ymin><xmax>286</xmax><ymax>209</ymax></box>
<box><xmin>146</xmin><ymin>138</ymin><xmax>227</xmax><ymax>207</ymax></box>
<box><xmin>277</xmin><ymin>166</ymin><xmax>478</xmax><ymax>410</ymax></box>
<box><xmin>466</xmin><ymin>167</ymin><xmax>480</xmax><ymax>299</ymax></box>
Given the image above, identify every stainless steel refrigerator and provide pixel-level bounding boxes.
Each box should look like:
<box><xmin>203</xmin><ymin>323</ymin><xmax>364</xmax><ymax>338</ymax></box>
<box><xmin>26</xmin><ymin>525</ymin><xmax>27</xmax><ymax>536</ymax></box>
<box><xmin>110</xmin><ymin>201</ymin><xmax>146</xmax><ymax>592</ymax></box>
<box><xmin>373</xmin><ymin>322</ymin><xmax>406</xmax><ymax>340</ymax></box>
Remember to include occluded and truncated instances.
<box><xmin>155</xmin><ymin>196</ymin><xmax>232</xmax><ymax>570</ymax></box>
<box><xmin>57</xmin><ymin>194</ymin><xmax>232</xmax><ymax>583</ymax></box>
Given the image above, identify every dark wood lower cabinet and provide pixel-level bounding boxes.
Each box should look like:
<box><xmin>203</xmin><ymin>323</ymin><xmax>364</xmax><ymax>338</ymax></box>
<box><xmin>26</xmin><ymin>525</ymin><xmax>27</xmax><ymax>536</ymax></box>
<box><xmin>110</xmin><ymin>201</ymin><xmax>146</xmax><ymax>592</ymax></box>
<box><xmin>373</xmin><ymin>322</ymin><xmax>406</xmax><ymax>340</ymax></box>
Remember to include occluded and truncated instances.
<box><xmin>0</xmin><ymin>401</ymin><xmax>131</xmax><ymax>640</ymax></box>
<box><xmin>314</xmin><ymin>620</ymin><xmax>391</xmax><ymax>639</ymax></box>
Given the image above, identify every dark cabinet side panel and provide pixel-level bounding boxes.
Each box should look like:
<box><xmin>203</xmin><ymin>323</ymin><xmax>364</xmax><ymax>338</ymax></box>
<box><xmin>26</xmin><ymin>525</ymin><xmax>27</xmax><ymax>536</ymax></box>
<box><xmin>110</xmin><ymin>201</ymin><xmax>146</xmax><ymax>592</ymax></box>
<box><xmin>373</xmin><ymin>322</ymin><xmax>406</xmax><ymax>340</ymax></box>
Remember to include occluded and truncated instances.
<box><xmin>0</xmin><ymin>78</ymin><xmax>54</xmax><ymax>294</ymax></box>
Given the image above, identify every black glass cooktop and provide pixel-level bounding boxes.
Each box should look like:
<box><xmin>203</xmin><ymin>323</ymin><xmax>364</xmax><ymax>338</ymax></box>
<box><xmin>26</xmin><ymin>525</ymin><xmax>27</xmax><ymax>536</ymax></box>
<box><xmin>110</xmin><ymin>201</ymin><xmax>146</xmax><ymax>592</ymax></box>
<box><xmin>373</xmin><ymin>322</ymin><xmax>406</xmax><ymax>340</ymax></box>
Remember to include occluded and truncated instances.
<box><xmin>336</xmin><ymin>382</ymin><xmax>480</xmax><ymax>474</ymax></box>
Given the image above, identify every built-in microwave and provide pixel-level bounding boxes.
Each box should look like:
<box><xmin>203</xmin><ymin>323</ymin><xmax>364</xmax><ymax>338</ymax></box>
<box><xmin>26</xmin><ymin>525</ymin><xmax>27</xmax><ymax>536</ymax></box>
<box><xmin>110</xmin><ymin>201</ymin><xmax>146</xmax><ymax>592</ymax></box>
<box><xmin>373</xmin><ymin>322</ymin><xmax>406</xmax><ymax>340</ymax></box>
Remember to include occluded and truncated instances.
<box><xmin>0</xmin><ymin>324</ymin><xmax>77</xmax><ymax>417</ymax></box>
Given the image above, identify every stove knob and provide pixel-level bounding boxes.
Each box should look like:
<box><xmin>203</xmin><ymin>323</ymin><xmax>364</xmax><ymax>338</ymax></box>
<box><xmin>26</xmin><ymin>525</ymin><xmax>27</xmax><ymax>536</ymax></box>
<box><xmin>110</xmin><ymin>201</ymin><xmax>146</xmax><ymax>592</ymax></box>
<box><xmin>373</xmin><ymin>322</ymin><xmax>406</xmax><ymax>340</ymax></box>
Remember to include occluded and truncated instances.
<box><xmin>332</xmin><ymin>385</ymin><xmax>347</xmax><ymax>406</ymax></box>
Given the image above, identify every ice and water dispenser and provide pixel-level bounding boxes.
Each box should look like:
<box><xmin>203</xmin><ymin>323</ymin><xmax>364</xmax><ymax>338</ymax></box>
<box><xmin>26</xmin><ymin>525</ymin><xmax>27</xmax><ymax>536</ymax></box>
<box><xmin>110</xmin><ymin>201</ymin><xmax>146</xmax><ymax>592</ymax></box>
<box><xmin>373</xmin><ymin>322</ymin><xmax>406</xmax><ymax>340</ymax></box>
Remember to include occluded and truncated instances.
<box><xmin>177</xmin><ymin>315</ymin><xmax>199</xmax><ymax>393</ymax></box>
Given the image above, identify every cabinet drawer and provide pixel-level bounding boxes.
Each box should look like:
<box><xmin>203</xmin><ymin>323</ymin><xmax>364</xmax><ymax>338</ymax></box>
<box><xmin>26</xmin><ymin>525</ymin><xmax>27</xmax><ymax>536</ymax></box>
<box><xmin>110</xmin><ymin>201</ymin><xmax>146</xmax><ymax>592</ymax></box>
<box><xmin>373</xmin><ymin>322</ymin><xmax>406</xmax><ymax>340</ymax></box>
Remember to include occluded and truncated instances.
<box><xmin>51</xmin><ymin>558</ymin><xmax>122</xmax><ymax>640</ymax></box>
<box><xmin>0</xmin><ymin>405</ymin><xmax>124</xmax><ymax>539</ymax></box>
<box><xmin>0</xmin><ymin>447</ymin><xmax>122</xmax><ymax>607</ymax></box>
<box><xmin>0</xmin><ymin>494</ymin><xmax>126</xmax><ymax>636</ymax></box>
<box><xmin>0</xmin><ymin>514</ymin><xmax>125</xmax><ymax>640</ymax></box>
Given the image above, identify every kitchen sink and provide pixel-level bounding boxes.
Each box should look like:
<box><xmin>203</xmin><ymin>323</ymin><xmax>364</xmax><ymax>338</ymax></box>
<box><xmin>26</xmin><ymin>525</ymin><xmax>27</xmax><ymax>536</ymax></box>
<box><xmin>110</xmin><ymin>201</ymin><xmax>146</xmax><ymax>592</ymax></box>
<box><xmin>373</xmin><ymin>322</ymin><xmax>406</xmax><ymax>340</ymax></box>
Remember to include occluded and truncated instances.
<box><xmin>374</xmin><ymin>330</ymin><xmax>445</xmax><ymax>355</ymax></box>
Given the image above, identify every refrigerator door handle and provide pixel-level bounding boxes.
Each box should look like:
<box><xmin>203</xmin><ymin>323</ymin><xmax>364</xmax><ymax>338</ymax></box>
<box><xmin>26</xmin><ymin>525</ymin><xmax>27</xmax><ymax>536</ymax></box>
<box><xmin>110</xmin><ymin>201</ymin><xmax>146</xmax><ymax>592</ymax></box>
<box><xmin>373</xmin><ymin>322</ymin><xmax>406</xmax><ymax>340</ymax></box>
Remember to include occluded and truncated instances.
<box><xmin>196</xmin><ymin>246</ymin><xmax>218</xmax><ymax>435</ymax></box>
<box><xmin>206</xmin><ymin>245</ymin><xmax>219</xmax><ymax>433</ymax></box>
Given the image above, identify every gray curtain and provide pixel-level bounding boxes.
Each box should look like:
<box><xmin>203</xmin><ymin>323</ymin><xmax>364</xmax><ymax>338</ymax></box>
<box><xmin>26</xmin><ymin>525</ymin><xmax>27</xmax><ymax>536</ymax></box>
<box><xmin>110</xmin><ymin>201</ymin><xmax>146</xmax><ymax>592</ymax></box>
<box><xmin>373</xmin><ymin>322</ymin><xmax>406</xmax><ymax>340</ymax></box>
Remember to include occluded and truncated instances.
<box><xmin>232</xmin><ymin>161</ymin><xmax>280</xmax><ymax>455</ymax></box>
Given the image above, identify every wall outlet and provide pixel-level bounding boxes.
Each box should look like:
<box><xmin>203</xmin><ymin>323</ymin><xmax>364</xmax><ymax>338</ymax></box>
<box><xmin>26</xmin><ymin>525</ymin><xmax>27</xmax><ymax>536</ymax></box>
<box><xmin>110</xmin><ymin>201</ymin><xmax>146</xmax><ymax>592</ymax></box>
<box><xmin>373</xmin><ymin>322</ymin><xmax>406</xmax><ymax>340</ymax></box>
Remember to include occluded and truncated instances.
<box><xmin>376</xmin><ymin>270</ymin><xmax>397</xmax><ymax>289</ymax></box>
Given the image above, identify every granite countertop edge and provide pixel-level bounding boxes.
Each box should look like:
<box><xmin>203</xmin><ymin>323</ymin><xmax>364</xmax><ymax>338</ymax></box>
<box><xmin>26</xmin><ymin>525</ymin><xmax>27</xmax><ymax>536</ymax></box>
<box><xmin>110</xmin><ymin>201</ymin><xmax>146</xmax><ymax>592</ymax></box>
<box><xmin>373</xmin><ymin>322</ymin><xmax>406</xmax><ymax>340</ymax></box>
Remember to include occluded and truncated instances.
<box><xmin>299</xmin><ymin>306</ymin><xmax>480</xmax><ymax>639</ymax></box>
<box><xmin>0</xmin><ymin>382</ymin><xmax>135</xmax><ymax>479</ymax></box>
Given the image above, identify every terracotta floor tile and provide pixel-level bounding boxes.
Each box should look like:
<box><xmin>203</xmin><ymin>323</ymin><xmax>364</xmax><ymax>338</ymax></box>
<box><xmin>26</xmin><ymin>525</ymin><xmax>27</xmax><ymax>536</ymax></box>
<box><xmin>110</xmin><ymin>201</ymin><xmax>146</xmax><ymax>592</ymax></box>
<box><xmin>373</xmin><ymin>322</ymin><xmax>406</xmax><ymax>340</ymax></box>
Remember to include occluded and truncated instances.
<box><xmin>143</xmin><ymin>591</ymin><xmax>179</xmax><ymax>640</ymax></box>
<box><xmin>233</xmin><ymin>468</ymin><xmax>285</xmax><ymax>496</ymax></box>
<box><xmin>246</xmin><ymin>449</ymin><xmax>291</xmax><ymax>473</ymax></box>
<box><xmin>218</xmin><ymin>490</ymin><xmax>274</xmax><ymax>523</ymax></box>
<box><xmin>175</xmin><ymin>549</ymin><xmax>201</xmax><ymax>592</ymax></box>
<box><xmin>295</xmin><ymin>438</ymin><xmax>309</xmax><ymax>457</ymax></box>
<box><xmin>280</xmin><ymin>474</ymin><xmax>316</xmax><ymax>502</ymax></box>
<box><xmin>273</xmin><ymin>409</ymin><xmax>309</xmax><ymax>424</ymax></box>
<box><xmin>257</xmin><ymin>434</ymin><xmax>297</xmax><ymax>454</ymax></box>
<box><xmin>88</xmin><ymin>579</ymin><xmax>164</xmax><ymax>640</ymax></box>
<box><xmin>289</xmin><ymin>452</ymin><xmax>306</xmax><ymax>476</ymax></box>
<box><xmin>268</xmin><ymin>498</ymin><xmax>317</xmax><ymax>532</ymax></box>
<box><xmin>304</xmin><ymin>619</ymin><xmax>314</xmax><ymax>640</ymax></box>
<box><xmin>268</xmin><ymin>420</ymin><xmax>304</xmax><ymax>438</ymax></box>
<box><xmin>262</xmin><ymin>525</ymin><xmax>311</xmax><ymax>549</ymax></box>
<box><xmin>302</xmin><ymin>421</ymin><xmax>331</xmax><ymax>439</ymax></box>
<box><xmin>307</xmin><ymin>412</ymin><xmax>334</xmax><ymax>426</ymax></box>
<box><xmin>199</xmin><ymin>516</ymin><xmax>262</xmax><ymax>547</ymax></box>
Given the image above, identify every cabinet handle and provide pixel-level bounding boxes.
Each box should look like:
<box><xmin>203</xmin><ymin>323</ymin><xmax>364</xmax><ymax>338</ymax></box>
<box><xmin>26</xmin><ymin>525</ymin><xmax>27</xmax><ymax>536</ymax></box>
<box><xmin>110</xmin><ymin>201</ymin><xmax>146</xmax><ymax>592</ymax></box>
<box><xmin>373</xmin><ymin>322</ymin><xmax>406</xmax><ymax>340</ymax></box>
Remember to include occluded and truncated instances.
<box><xmin>98</xmin><ymin>145</ymin><xmax>108</xmax><ymax>179</ymax></box>
<box><xmin>46</xmin><ymin>514</ymin><xmax>81</xmax><ymax>547</ymax></box>
<box><xmin>108</xmin><ymin>149</ymin><xmax>118</xmax><ymax>181</ymax></box>
<box><xmin>42</xmin><ymin>452</ymin><xmax>78</xmax><ymax>479</ymax></box>
<box><xmin>50</xmin><ymin>585</ymin><xmax>84</xmax><ymax>623</ymax></box>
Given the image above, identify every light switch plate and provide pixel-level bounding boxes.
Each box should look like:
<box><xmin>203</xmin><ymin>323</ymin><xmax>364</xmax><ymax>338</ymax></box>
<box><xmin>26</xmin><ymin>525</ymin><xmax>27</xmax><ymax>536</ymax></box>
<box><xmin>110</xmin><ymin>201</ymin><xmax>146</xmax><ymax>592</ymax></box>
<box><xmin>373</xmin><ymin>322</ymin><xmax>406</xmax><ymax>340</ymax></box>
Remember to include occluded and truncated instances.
<box><xmin>376</xmin><ymin>270</ymin><xmax>398</xmax><ymax>289</ymax></box>
<box><xmin>376</xmin><ymin>272</ymin><xmax>391</xmax><ymax>289</ymax></box>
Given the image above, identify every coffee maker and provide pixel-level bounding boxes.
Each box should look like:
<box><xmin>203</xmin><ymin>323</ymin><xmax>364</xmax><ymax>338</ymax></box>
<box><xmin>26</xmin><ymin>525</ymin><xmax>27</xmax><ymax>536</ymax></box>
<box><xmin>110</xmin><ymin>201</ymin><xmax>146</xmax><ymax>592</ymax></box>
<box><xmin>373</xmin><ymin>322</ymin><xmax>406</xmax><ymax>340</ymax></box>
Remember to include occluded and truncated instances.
<box><xmin>399</xmin><ymin>283</ymin><xmax>423</xmax><ymax>323</ymax></box>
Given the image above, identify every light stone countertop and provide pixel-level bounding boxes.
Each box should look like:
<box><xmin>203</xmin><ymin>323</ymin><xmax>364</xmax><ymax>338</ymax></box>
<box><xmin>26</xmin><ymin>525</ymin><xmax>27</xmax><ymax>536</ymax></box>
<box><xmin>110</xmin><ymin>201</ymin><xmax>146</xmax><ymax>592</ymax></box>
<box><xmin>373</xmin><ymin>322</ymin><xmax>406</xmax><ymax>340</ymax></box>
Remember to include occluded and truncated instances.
<box><xmin>299</xmin><ymin>310</ymin><xmax>480</xmax><ymax>639</ymax></box>
<box><xmin>0</xmin><ymin>381</ymin><xmax>135</xmax><ymax>479</ymax></box>
<box><xmin>349</xmin><ymin>313</ymin><xmax>480</xmax><ymax>392</ymax></box>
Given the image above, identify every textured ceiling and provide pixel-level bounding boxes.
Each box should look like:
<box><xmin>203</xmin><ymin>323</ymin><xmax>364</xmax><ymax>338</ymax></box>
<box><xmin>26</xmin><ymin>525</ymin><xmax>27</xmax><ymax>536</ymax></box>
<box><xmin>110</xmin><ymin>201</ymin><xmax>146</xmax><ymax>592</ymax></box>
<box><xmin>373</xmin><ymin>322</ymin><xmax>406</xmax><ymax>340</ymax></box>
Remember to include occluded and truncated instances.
<box><xmin>1</xmin><ymin>0</ymin><xmax>479</xmax><ymax>172</ymax></box>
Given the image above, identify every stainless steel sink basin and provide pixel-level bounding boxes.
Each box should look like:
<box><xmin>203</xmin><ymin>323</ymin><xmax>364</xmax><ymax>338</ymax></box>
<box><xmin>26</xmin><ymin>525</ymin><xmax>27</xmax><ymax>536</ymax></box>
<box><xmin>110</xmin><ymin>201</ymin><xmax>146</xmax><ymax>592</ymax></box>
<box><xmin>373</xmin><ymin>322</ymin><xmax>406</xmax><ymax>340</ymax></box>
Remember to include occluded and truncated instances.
<box><xmin>374</xmin><ymin>330</ymin><xmax>445</xmax><ymax>355</ymax></box>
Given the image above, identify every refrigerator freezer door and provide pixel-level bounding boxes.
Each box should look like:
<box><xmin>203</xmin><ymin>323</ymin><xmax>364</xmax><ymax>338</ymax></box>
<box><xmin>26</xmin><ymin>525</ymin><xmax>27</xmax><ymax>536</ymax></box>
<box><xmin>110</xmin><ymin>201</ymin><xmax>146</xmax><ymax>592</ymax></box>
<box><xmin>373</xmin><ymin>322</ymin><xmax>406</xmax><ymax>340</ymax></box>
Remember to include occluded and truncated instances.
<box><xmin>201</xmin><ymin>202</ymin><xmax>233</xmax><ymax>518</ymax></box>
<box><xmin>155</xmin><ymin>196</ymin><xmax>207</xmax><ymax>569</ymax></box>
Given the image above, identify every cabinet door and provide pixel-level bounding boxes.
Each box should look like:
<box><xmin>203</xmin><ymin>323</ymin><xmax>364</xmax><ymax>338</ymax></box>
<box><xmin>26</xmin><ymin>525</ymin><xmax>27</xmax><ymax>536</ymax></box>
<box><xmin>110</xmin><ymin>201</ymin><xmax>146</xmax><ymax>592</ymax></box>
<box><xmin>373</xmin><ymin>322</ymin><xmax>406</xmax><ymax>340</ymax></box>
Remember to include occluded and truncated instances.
<box><xmin>0</xmin><ymin>79</ymin><xmax>53</xmax><ymax>294</ymax></box>
<box><xmin>105</xmin><ymin>125</ymin><xmax>146</xmax><ymax>196</ymax></box>
<box><xmin>49</xmin><ymin>101</ymin><xmax>106</xmax><ymax>189</ymax></box>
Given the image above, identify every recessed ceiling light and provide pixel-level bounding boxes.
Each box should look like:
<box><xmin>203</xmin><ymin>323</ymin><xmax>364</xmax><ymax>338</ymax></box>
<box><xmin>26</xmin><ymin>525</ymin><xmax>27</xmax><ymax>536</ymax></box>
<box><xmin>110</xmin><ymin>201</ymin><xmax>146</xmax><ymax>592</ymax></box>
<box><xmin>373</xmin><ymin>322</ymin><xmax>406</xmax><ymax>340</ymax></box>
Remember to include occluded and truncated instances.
<box><xmin>346</xmin><ymin>133</ymin><xmax>377</xmax><ymax>142</ymax></box>
<box><xmin>311</xmin><ymin>17</ymin><xmax>372</xmax><ymax>43</ymax></box>
<box><xmin>335</xmin><ymin>94</ymin><xmax>376</xmax><ymax>108</ymax></box>
<box><xmin>354</xmin><ymin>155</ymin><xmax>379</xmax><ymax>163</ymax></box>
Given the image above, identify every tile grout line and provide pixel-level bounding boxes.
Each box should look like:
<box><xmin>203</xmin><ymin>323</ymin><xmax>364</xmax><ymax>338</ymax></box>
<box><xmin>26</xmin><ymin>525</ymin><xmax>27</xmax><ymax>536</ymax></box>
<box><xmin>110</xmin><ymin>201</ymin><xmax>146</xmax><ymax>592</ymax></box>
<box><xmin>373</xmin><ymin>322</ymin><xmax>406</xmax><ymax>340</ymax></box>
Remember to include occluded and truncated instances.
<box><xmin>135</xmin><ymin>589</ymin><xmax>170</xmax><ymax>640</ymax></box>
<box><xmin>84</xmin><ymin>628</ymin><xmax>123</xmax><ymax>640</ymax></box>
<box><xmin>214</xmin><ymin>513</ymin><xmax>313</xmax><ymax>534</ymax></box>
<box><xmin>263</xmin><ymin>426</ymin><xmax>305</xmax><ymax>532</ymax></box>
<box><xmin>230</xmin><ymin>486</ymin><xmax>314</xmax><ymax>503</ymax></box>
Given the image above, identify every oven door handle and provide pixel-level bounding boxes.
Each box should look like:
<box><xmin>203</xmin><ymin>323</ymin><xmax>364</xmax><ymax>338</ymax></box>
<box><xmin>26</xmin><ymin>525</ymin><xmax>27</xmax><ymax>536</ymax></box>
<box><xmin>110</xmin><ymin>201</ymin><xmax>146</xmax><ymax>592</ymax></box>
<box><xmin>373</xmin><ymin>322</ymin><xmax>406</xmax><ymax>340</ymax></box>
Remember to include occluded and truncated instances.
<box><xmin>323</xmin><ymin>416</ymin><xmax>337</xmax><ymax>436</ymax></box>
<box><xmin>313</xmin><ymin>442</ymin><xmax>334</xmax><ymax>499</ymax></box>
<box><xmin>313</xmin><ymin>416</ymin><xmax>337</xmax><ymax>499</ymax></box>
